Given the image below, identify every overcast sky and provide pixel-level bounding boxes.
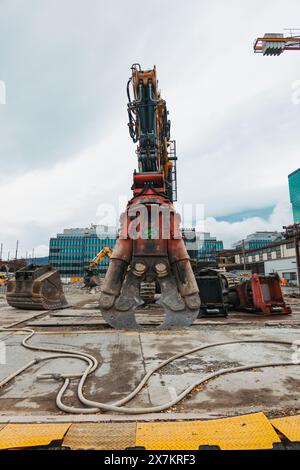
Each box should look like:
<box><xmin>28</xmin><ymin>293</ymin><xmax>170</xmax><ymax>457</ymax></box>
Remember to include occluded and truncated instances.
<box><xmin>0</xmin><ymin>0</ymin><xmax>300</xmax><ymax>257</ymax></box>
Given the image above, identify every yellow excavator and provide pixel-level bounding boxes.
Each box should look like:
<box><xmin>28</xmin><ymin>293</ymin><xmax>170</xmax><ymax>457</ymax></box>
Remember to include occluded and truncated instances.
<box><xmin>83</xmin><ymin>247</ymin><xmax>112</xmax><ymax>289</ymax></box>
<box><xmin>0</xmin><ymin>273</ymin><xmax>8</xmax><ymax>285</ymax></box>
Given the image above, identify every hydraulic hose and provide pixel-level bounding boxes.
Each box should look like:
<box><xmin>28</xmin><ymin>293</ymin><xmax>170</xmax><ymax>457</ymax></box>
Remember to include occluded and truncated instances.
<box><xmin>58</xmin><ymin>339</ymin><xmax>298</xmax><ymax>414</ymax></box>
<box><xmin>0</xmin><ymin>326</ymin><xmax>298</xmax><ymax>415</ymax></box>
<box><xmin>0</xmin><ymin>326</ymin><xmax>98</xmax><ymax>387</ymax></box>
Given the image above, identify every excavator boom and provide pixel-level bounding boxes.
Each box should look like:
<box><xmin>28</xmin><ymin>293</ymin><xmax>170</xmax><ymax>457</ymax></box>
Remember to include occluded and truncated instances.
<box><xmin>127</xmin><ymin>64</ymin><xmax>177</xmax><ymax>201</ymax></box>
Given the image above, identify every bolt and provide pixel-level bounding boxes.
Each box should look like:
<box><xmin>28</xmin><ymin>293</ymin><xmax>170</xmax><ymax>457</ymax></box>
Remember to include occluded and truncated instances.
<box><xmin>155</xmin><ymin>263</ymin><xmax>168</xmax><ymax>276</ymax></box>
<box><xmin>133</xmin><ymin>262</ymin><xmax>146</xmax><ymax>276</ymax></box>
<box><xmin>135</xmin><ymin>263</ymin><xmax>146</xmax><ymax>272</ymax></box>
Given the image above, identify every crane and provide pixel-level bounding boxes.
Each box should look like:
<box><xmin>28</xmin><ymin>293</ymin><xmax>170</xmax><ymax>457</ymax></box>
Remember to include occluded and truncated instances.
<box><xmin>99</xmin><ymin>64</ymin><xmax>200</xmax><ymax>329</ymax></box>
<box><xmin>254</xmin><ymin>31</ymin><xmax>300</xmax><ymax>55</ymax></box>
<box><xmin>254</xmin><ymin>30</ymin><xmax>300</xmax><ymax>291</ymax></box>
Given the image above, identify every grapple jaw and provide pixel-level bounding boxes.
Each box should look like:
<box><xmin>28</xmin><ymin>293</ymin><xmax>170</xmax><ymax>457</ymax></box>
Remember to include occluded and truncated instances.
<box><xmin>156</xmin><ymin>272</ymin><xmax>200</xmax><ymax>329</ymax></box>
<box><xmin>100</xmin><ymin>269</ymin><xmax>144</xmax><ymax>330</ymax></box>
<box><xmin>6</xmin><ymin>264</ymin><xmax>68</xmax><ymax>310</ymax></box>
<box><xmin>99</xmin><ymin>236</ymin><xmax>200</xmax><ymax>330</ymax></box>
<box><xmin>99</xmin><ymin>258</ymin><xmax>200</xmax><ymax>330</ymax></box>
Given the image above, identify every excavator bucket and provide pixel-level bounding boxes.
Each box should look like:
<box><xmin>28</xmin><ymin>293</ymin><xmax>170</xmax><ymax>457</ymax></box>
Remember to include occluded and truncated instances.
<box><xmin>83</xmin><ymin>269</ymin><xmax>100</xmax><ymax>289</ymax></box>
<box><xmin>195</xmin><ymin>268</ymin><xmax>229</xmax><ymax>317</ymax></box>
<box><xmin>6</xmin><ymin>264</ymin><xmax>68</xmax><ymax>310</ymax></box>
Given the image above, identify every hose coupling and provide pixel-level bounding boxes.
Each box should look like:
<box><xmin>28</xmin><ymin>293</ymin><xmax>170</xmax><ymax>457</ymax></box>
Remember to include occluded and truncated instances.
<box><xmin>37</xmin><ymin>373</ymin><xmax>63</xmax><ymax>381</ymax></box>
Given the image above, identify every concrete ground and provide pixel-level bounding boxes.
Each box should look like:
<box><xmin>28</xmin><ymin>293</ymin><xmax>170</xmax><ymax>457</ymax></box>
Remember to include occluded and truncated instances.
<box><xmin>0</xmin><ymin>289</ymin><xmax>300</xmax><ymax>422</ymax></box>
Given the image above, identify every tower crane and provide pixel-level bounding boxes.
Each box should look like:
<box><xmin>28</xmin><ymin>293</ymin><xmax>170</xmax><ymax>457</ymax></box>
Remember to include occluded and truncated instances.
<box><xmin>254</xmin><ymin>31</ymin><xmax>300</xmax><ymax>55</ymax></box>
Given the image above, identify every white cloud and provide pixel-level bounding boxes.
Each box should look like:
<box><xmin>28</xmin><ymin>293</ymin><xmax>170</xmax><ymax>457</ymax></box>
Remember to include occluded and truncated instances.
<box><xmin>0</xmin><ymin>129</ymin><xmax>133</xmax><ymax>257</ymax></box>
<box><xmin>203</xmin><ymin>200</ymin><xmax>293</xmax><ymax>248</ymax></box>
<box><xmin>33</xmin><ymin>244</ymin><xmax>49</xmax><ymax>258</ymax></box>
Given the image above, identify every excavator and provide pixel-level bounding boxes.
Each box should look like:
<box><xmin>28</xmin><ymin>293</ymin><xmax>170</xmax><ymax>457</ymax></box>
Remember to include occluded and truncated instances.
<box><xmin>5</xmin><ymin>65</ymin><xmax>200</xmax><ymax>320</ymax></box>
<box><xmin>99</xmin><ymin>64</ymin><xmax>200</xmax><ymax>329</ymax></box>
<box><xmin>0</xmin><ymin>273</ymin><xmax>8</xmax><ymax>286</ymax></box>
<box><xmin>6</xmin><ymin>64</ymin><xmax>290</xmax><ymax>322</ymax></box>
<box><xmin>83</xmin><ymin>247</ymin><xmax>112</xmax><ymax>289</ymax></box>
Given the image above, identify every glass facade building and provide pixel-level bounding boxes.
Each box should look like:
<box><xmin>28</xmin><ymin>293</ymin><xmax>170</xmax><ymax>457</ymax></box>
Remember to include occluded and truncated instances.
<box><xmin>289</xmin><ymin>168</ymin><xmax>300</xmax><ymax>223</ymax></box>
<box><xmin>232</xmin><ymin>231</ymin><xmax>282</xmax><ymax>251</ymax></box>
<box><xmin>49</xmin><ymin>226</ymin><xmax>224</xmax><ymax>277</ymax></box>
<box><xmin>183</xmin><ymin>229</ymin><xmax>224</xmax><ymax>263</ymax></box>
<box><xmin>49</xmin><ymin>226</ymin><xmax>117</xmax><ymax>277</ymax></box>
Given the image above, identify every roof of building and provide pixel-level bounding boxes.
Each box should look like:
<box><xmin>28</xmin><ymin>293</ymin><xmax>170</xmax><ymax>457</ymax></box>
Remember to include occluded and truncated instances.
<box><xmin>288</xmin><ymin>168</ymin><xmax>300</xmax><ymax>178</ymax></box>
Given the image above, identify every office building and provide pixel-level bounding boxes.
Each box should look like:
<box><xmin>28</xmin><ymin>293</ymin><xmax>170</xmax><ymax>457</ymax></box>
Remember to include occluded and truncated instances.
<box><xmin>49</xmin><ymin>225</ymin><xmax>117</xmax><ymax>278</ymax></box>
<box><xmin>232</xmin><ymin>231</ymin><xmax>282</xmax><ymax>251</ymax></box>
<box><xmin>289</xmin><ymin>168</ymin><xmax>300</xmax><ymax>223</ymax></box>
<box><xmin>183</xmin><ymin>229</ymin><xmax>224</xmax><ymax>263</ymax></box>
<box><xmin>50</xmin><ymin>225</ymin><xmax>224</xmax><ymax>278</ymax></box>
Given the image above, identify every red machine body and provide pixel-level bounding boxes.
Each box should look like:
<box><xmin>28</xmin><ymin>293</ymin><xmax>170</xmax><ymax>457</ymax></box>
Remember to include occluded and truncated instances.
<box><xmin>232</xmin><ymin>273</ymin><xmax>291</xmax><ymax>315</ymax></box>
<box><xmin>99</xmin><ymin>180</ymin><xmax>200</xmax><ymax>329</ymax></box>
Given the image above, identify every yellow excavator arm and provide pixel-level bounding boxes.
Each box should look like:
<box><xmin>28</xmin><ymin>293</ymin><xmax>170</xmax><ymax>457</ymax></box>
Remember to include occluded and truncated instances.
<box><xmin>90</xmin><ymin>247</ymin><xmax>112</xmax><ymax>268</ymax></box>
<box><xmin>83</xmin><ymin>247</ymin><xmax>113</xmax><ymax>290</ymax></box>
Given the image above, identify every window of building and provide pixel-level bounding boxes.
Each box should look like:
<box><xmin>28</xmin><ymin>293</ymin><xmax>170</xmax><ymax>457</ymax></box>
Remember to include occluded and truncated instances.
<box><xmin>283</xmin><ymin>272</ymin><xmax>297</xmax><ymax>281</ymax></box>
